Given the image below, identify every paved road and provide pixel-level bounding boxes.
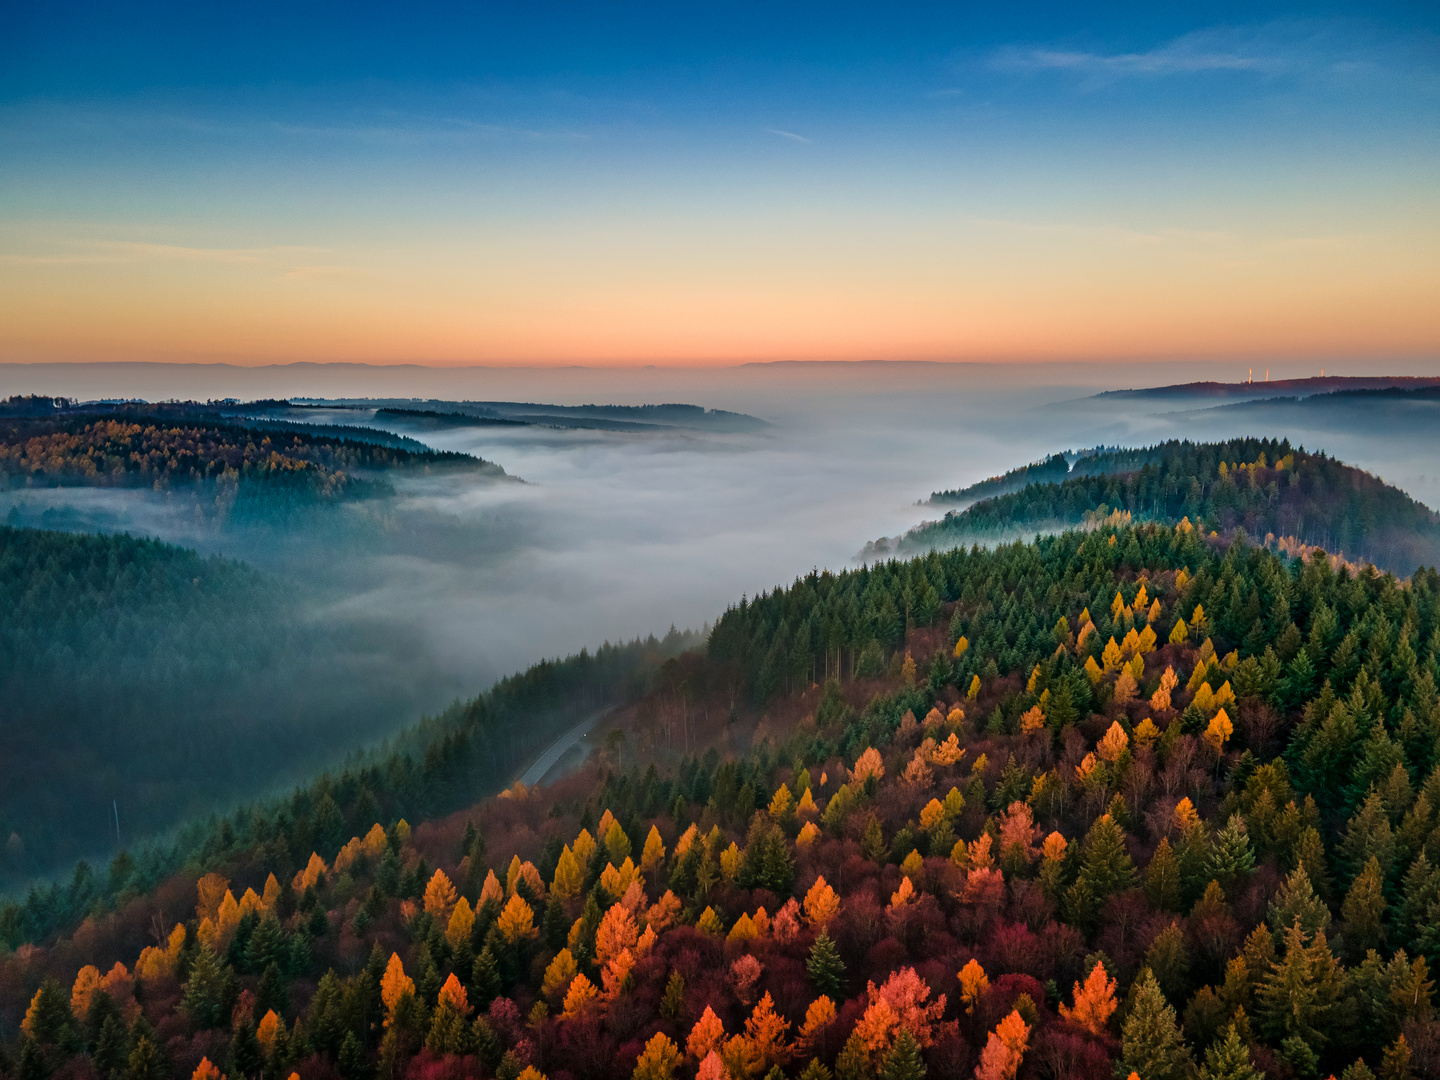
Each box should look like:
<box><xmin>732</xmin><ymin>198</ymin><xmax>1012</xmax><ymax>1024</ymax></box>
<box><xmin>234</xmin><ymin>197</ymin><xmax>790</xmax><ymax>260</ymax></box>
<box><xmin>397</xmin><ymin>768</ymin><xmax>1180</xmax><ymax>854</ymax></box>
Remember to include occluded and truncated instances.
<box><xmin>517</xmin><ymin>705</ymin><xmax>616</xmax><ymax>788</ymax></box>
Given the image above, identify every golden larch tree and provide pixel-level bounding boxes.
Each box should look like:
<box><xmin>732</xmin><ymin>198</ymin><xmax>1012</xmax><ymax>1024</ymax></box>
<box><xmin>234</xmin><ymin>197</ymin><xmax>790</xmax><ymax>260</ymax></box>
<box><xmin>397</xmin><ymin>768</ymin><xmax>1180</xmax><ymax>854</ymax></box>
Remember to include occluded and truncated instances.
<box><xmin>1058</xmin><ymin>961</ymin><xmax>1118</xmax><ymax>1034</ymax></box>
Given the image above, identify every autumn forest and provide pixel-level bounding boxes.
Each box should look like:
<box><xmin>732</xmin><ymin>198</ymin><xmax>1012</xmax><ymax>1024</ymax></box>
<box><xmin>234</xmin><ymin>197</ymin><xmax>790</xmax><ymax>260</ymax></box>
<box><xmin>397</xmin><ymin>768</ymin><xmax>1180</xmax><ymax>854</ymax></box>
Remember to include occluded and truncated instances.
<box><xmin>4</xmin><ymin>395</ymin><xmax>1440</xmax><ymax>1080</ymax></box>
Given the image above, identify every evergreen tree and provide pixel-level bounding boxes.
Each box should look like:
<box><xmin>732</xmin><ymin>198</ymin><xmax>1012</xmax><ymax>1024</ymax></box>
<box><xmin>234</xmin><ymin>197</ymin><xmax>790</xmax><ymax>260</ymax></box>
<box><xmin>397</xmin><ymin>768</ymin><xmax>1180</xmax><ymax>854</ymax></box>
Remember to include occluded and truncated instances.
<box><xmin>1198</xmin><ymin>1023</ymin><xmax>1263</xmax><ymax>1080</ymax></box>
<box><xmin>807</xmin><ymin>932</ymin><xmax>846</xmax><ymax>997</ymax></box>
<box><xmin>1268</xmin><ymin>864</ymin><xmax>1332</xmax><ymax>938</ymax></box>
<box><xmin>472</xmin><ymin>946</ymin><xmax>501</xmax><ymax>1007</ymax></box>
<box><xmin>16</xmin><ymin>1039</ymin><xmax>46</xmax><ymax>1080</ymax></box>
<box><xmin>181</xmin><ymin>947</ymin><xmax>234</xmax><ymax>1030</ymax></box>
<box><xmin>1341</xmin><ymin>792</ymin><xmax>1397</xmax><ymax>881</ymax></box>
<box><xmin>1342</xmin><ymin>856</ymin><xmax>1389</xmax><ymax>961</ymax></box>
<box><xmin>1257</xmin><ymin>922</ymin><xmax>1345</xmax><ymax>1059</ymax></box>
<box><xmin>94</xmin><ymin>1014</ymin><xmax>128</xmax><ymax>1078</ymax></box>
<box><xmin>881</xmin><ymin>1029</ymin><xmax>926</xmax><ymax>1080</ymax></box>
<box><xmin>1117</xmin><ymin>968</ymin><xmax>1194</xmax><ymax>1080</ymax></box>
<box><xmin>1145</xmin><ymin>837</ymin><xmax>1182</xmax><ymax>912</ymax></box>
<box><xmin>660</xmin><ymin>971</ymin><xmax>686</xmax><ymax>1022</ymax></box>
<box><xmin>229</xmin><ymin>1017</ymin><xmax>264</xmax><ymax>1080</ymax></box>
<box><xmin>1207</xmin><ymin>815</ymin><xmax>1257</xmax><ymax>887</ymax></box>
<box><xmin>337</xmin><ymin>1031</ymin><xmax>367</xmax><ymax>1080</ymax></box>
<box><xmin>1079</xmin><ymin>813</ymin><xmax>1136</xmax><ymax>901</ymax></box>
<box><xmin>124</xmin><ymin>1036</ymin><xmax>168</xmax><ymax>1080</ymax></box>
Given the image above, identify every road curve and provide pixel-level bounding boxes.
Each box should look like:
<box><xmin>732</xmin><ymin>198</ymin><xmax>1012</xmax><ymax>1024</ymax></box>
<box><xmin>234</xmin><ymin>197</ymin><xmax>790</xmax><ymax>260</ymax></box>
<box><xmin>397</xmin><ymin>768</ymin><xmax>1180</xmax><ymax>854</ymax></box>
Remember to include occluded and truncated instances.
<box><xmin>517</xmin><ymin>705</ymin><xmax>616</xmax><ymax>789</ymax></box>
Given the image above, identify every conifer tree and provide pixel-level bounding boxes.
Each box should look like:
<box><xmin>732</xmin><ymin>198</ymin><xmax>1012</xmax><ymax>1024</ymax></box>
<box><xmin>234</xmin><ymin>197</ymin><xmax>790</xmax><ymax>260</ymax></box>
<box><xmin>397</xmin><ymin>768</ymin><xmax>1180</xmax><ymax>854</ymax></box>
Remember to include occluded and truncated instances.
<box><xmin>1257</xmin><ymin>922</ymin><xmax>1344</xmax><ymax>1058</ymax></box>
<box><xmin>1079</xmin><ymin>814</ymin><xmax>1135</xmax><ymax>901</ymax></box>
<box><xmin>1342</xmin><ymin>856</ymin><xmax>1388</xmax><ymax>961</ymax></box>
<box><xmin>1198</xmin><ymin>1023</ymin><xmax>1262</xmax><ymax>1080</ymax></box>
<box><xmin>1341</xmin><ymin>792</ymin><xmax>1397</xmax><ymax>881</ymax></box>
<box><xmin>1145</xmin><ymin>837</ymin><xmax>1182</xmax><ymax>912</ymax></box>
<box><xmin>807</xmin><ymin>932</ymin><xmax>845</xmax><ymax>997</ymax></box>
<box><xmin>1116</xmin><ymin>968</ymin><xmax>1194</xmax><ymax>1080</ymax></box>
<box><xmin>1207</xmin><ymin>815</ymin><xmax>1256</xmax><ymax>887</ymax></box>
<box><xmin>880</xmin><ymin>1029</ymin><xmax>925</xmax><ymax>1080</ymax></box>
<box><xmin>472</xmin><ymin>946</ymin><xmax>501</xmax><ymax>1007</ymax></box>
<box><xmin>1268</xmin><ymin>864</ymin><xmax>1332</xmax><ymax>938</ymax></box>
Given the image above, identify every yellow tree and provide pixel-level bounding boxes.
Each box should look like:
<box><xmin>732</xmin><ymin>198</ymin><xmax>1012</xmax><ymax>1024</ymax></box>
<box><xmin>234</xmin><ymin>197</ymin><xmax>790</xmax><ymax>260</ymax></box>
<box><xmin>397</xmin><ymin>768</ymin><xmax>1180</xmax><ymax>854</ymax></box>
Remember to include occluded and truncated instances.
<box><xmin>1058</xmin><ymin>962</ymin><xmax>1117</xmax><ymax>1035</ymax></box>
<box><xmin>958</xmin><ymin>960</ymin><xmax>988</xmax><ymax>1013</ymax></box>
<box><xmin>804</xmin><ymin>876</ymin><xmax>841</xmax><ymax>927</ymax></box>
<box><xmin>562</xmin><ymin>974</ymin><xmax>598</xmax><ymax>1018</ymax></box>
<box><xmin>596</xmin><ymin>903</ymin><xmax>639</xmax><ymax>964</ymax></box>
<box><xmin>479</xmin><ymin>869</ymin><xmax>504</xmax><ymax>909</ymax></box>
<box><xmin>1097</xmin><ymin>722</ymin><xmax>1129</xmax><ymax>763</ymax></box>
<box><xmin>769</xmin><ymin>784</ymin><xmax>795</xmax><ymax>821</ymax></box>
<box><xmin>542</xmin><ymin>950</ymin><xmax>578</xmax><ymax>1006</ymax></box>
<box><xmin>446</xmin><ymin>897</ymin><xmax>474</xmax><ymax>951</ymax></box>
<box><xmin>192</xmin><ymin>1059</ymin><xmax>225</xmax><ymax>1080</ymax></box>
<box><xmin>424</xmin><ymin>870</ymin><xmax>457</xmax><ymax>921</ymax></box>
<box><xmin>640</xmin><ymin>826</ymin><xmax>666</xmax><ymax>874</ymax></box>
<box><xmin>633</xmin><ymin>1032</ymin><xmax>681</xmax><ymax>1080</ymax></box>
<box><xmin>257</xmin><ymin>1010</ymin><xmax>282</xmax><ymax>1055</ymax></box>
<box><xmin>497</xmin><ymin>894</ymin><xmax>537</xmax><ymax>945</ymax></box>
<box><xmin>552</xmin><ymin>846</ymin><xmax>584</xmax><ymax>901</ymax></box>
<box><xmin>1204</xmin><ymin>708</ymin><xmax>1233</xmax><ymax>754</ymax></box>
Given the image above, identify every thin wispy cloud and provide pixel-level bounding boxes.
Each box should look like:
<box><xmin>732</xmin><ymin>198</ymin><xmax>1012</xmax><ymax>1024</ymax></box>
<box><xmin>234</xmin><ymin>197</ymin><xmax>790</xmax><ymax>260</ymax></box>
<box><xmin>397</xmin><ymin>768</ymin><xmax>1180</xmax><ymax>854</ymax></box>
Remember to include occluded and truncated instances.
<box><xmin>984</xmin><ymin>21</ymin><xmax>1423</xmax><ymax>86</ymax></box>
<box><xmin>765</xmin><ymin>128</ymin><xmax>810</xmax><ymax>143</ymax></box>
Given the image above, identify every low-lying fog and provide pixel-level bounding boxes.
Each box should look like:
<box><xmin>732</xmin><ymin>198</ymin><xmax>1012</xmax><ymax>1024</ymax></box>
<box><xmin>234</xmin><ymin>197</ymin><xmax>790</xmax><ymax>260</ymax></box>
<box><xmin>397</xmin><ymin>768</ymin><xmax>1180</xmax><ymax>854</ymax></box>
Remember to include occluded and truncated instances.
<box><xmin>6</xmin><ymin>359</ymin><xmax>1439</xmax><ymax>714</ymax></box>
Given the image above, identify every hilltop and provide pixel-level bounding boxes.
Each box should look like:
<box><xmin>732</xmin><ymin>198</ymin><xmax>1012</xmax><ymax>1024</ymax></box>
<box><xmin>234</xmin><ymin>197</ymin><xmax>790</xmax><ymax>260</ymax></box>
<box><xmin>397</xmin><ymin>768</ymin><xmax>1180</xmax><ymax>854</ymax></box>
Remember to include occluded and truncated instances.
<box><xmin>875</xmin><ymin>438</ymin><xmax>1440</xmax><ymax>576</ymax></box>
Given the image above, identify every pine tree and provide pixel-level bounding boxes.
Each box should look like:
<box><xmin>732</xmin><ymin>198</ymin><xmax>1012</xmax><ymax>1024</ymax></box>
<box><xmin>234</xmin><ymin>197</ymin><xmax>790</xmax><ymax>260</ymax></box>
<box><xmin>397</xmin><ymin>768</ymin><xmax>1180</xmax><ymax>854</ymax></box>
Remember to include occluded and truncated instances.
<box><xmin>1145</xmin><ymin>837</ymin><xmax>1182</xmax><ymax>912</ymax></box>
<box><xmin>228</xmin><ymin>1017</ymin><xmax>264</xmax><ymax>1080</ymax></box>
<box><xmin>337</xmin><ymin>1031</ymin><xmax>366</xmax><ymax>1080</ymax></box>
<box><xmin>95</xmin><ymin>1014</ymin><xmax>128</xmax><ymax>1078</ymax></box>
<box><xmin>1294</xmin><ymin>825</ymin><xmax>1334</xmax><ymax>899</ymax></box>
<box><xmin>1341</xmin><ymin>792</ymin><xmax>1397</xmax><ymax>881</ymax></box>
<box><xmin>1268</xmin><ymin>864</ymin><xmax>1332</xmax><ymax>938</ymax></box>
<box><xmin>660</xmin><ymin>970</ymin><xmax>686</xmax><ymax>1022</ymax></box>
<box><xmin>880</xmin><ymin>1029</ymin><xmax>925</xmax><ymax>1080</ymax></box>
<box><xmin>1116</xmin><ymin>968</ymin><xmax>1194</xmax><ymax>1080</ymax></box>
<box><xmin>125</xmin><ymin>1036</ymin><xmax>168</xmax><ymax>1080</ymax></box>
<box><xmin>1198</xmin><ymin>1023</ymin><xmax>1262</xmax><ymax>1080</ymax></box>
<box><xmin>1257</xmin><ymin>922</ymin><xmax>1344</xmax><ymax>1057</ymax></box>
<box><xmin>1079</xmin><ymin>814</ymin><xmax>1135</xmax><ymax>901</ymax></box>
<box><xmin>807</xmin><ymin>932</ymin><xmax>845</xmax><ymax>997</ymax></box>
<box><xmin>181</xmin><ymin>947</ymin><xmax>232</xmax><ymax>1030</ymax></box>
<box><xmin>1206</xmin><ymin>815</ymin><xmax>1256</xmax><ymax>886</ymax></box>
<box><xmin>1342</xmin><ymin>856</ymin><xmax>1389</xmax><ymax>961</ymax></box>
<box><xmin>472</xmin><ymin>946</ymin><xmax>501</xmax><ymax>1007</ymax></box>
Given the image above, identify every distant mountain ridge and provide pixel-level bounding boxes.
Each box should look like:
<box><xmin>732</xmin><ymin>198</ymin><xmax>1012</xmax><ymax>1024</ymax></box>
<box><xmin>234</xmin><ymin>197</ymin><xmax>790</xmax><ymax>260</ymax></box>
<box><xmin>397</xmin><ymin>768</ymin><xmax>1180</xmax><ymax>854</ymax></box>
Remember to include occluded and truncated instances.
<box><xmin>1094</xmin><ymin>374</ymin><xmax>1440</xmax><ymax>404</ymax></box>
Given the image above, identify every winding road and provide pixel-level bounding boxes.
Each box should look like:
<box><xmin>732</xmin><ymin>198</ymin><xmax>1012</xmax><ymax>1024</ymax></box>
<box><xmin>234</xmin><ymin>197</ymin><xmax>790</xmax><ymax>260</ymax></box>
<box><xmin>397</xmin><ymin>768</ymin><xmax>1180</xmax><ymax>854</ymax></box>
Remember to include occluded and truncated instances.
<box><xmin>517</xmin><ymin>705</ymin><xmax>616</xmax><ymax>788</ymax></box>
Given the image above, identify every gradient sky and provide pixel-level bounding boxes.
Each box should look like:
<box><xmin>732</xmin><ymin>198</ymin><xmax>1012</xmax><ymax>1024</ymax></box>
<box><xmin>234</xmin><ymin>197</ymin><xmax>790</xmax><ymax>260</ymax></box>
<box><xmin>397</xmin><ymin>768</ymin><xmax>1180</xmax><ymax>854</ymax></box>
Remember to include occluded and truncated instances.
<box><xmin>1</xmin><ymin>1</ymin><xmax>1437</xmax><ymax>366</ymax></box>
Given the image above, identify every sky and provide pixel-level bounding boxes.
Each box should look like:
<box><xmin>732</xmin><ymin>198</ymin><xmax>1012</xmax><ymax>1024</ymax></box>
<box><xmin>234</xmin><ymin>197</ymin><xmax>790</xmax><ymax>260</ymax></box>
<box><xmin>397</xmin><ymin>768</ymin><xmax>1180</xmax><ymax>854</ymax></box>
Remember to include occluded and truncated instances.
<box><xmin>2</xmin><ymin>1</ymin><xmax>1438</xmax><ymax>366</ymax></box>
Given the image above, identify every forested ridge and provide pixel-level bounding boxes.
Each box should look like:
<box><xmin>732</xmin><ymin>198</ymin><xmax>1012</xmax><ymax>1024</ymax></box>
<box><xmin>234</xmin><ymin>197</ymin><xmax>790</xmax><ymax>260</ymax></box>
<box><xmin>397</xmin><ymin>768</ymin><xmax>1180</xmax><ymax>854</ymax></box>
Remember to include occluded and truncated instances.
<box><xmin>0</xmin><ymin>411</ymin><xmax>485</xmax><ymax>503</ymax></box>
<box><xmin>4</xmin><ymin>522</ymin><xmax>1440</xmax><ymax>1080</ymax></box>
<box><xmin>887</xmin><ymin>439</ymin><xmax>1440</xmax><ymax>576</ymax></box>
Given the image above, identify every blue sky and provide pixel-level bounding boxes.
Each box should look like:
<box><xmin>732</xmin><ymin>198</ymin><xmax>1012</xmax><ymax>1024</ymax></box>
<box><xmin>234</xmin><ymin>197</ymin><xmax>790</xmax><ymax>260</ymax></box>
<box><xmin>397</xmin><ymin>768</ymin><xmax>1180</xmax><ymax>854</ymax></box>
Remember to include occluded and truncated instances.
<box><xmin>1</xmin><ymin>1</ymin><xmax>1436</xmax><ymax>365</ymax></box>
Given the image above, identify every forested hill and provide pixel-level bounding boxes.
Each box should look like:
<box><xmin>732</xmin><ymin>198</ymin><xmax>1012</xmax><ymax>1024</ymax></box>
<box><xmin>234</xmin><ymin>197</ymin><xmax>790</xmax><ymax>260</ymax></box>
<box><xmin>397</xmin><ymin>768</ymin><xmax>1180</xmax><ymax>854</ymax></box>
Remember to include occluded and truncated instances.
<box><xmin>5</xmin><ymin>523</ymin><xmax>1440</xmax><ymax>1080</ymax></box>
<box><xmin>0</xmin><ymin>525</ymin><xmax>455</xmax><ymax>880</ymax></box>
<box><xmin>0</xmin><ymin>408</ymin><xmax>495</xmax><ymax>502</ymax></box>
<box><xmin>880</xmin><ymin>438</ymin><xmax>1440</xmax><ymax>576</ymax></box>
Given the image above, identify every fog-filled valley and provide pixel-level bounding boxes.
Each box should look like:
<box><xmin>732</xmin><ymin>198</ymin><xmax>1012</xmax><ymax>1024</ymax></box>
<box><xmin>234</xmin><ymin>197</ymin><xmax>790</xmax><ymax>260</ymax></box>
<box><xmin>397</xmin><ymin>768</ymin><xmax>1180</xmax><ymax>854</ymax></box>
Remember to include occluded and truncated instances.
<box><xmin>4</xmin><ymin>362</ymin><xmax>1440</xmax><ymax>882</ymax></box>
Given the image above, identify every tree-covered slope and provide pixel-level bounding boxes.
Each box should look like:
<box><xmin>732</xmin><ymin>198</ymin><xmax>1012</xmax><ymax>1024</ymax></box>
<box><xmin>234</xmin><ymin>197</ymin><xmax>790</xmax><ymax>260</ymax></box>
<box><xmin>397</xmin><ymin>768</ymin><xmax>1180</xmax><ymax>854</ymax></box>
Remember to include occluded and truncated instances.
<box><xmin>0</xmin><ymin>525</ymin><xmax>477</xmax><ymax>880</ymax></box>
<box><xmin>5</xmin><ymin>524</ymin><xmax>1440</xmax><ymax>1080</ymax></box>
<box><xmin>880</xmin><ymin>438</ymin><xmax>1440</xmax><ymax>576</ymax></box>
